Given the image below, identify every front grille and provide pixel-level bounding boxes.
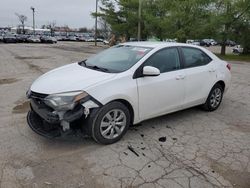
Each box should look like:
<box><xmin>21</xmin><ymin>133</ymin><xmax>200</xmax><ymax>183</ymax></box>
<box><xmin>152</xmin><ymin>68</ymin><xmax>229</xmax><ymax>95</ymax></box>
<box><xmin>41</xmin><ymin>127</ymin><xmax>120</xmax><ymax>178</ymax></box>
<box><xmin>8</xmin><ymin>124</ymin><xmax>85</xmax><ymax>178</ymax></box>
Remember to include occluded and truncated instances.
<box><xmin>29</xmin><ymin>91</ymin><xmax>48</xmax><ymax>99</ymax></box>
<box><xmin>29</xmin><ymin>91</ymin><xmax>54</xmax><ymax>111</ymax></box>
<box><xmin>31</xmin><ymin>98</ymin><xmax>48</xmax><ymax>108</ymax></box>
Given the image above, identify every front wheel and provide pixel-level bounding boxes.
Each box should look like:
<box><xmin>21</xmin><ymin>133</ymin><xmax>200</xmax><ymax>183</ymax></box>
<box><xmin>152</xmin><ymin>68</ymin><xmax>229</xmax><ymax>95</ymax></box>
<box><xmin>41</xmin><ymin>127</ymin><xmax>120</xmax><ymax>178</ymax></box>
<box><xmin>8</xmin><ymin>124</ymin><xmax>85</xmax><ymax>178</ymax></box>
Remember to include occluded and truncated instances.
<box><xmin>202</xmin><ymin>84</ymin><xmax>224</xmax><ymax>111</ymax></box>
<box><xmin>87</xmin><ymin>102</ymin><xmax>130</xmax><ymax>144</ymax></box>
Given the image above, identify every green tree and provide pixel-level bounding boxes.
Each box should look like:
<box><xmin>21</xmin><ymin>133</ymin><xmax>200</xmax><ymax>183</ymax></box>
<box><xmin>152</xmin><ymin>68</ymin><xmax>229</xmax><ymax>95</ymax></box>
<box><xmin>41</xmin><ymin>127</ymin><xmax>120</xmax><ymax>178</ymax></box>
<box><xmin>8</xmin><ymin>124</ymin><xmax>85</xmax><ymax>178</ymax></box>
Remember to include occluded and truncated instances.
<box><xmin>97</xmin><ymin>0</ymin><xmax>213</xmax><ymax>41</ymax></box>
<box><xmin>210</xmin><ymin>0</ymin><xmax>250</xmax><ymax>55</ymax></box>
<box><xmin>96</xmin><ymin>0</ymin><xmax>250</xmax><ymax>55</ymax></box>
<box><xmin>94</xmin><ymin>0</ymin><xmax>140</xmax><ymax>39</ymax></box>
<box><xmin>160</xmin><ymin>0</ymin><xmax>212</xmax><ymax>42</ymax></box>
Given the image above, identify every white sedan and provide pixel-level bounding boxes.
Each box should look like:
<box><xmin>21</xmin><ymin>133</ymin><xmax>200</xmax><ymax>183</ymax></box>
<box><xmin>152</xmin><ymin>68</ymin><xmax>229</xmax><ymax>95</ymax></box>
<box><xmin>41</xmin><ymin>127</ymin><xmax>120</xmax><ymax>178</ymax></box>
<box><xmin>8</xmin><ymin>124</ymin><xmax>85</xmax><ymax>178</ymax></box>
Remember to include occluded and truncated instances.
<box><xmin>27</xmin><ymin>42</ymin><xmax>231</xmax><ymax>144</ymax></box>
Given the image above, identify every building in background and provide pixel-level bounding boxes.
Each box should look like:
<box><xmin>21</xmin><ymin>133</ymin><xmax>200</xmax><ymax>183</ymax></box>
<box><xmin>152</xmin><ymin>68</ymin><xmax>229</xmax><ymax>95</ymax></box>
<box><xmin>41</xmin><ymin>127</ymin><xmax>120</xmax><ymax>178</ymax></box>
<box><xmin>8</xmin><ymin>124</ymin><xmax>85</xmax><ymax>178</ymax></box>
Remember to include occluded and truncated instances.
<box><xmin>11</xmin><ymin>26</ymin><xmax>50</xmax><ymax>35</ymax></box>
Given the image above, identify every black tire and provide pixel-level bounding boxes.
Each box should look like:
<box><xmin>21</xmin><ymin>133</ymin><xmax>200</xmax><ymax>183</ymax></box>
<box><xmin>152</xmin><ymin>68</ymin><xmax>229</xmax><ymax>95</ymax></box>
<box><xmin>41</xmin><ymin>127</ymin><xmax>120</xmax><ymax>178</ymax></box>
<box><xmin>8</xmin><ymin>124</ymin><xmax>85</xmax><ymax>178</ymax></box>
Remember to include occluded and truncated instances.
<box><xmin>202</xmin><ymin>83</ymin><xmax>224</xmax><ymax>111</ymax></box>
<box><xmin>85</xmin><ymin>102</ymin><xmax>131</xmax><ymax>145</ymax></box>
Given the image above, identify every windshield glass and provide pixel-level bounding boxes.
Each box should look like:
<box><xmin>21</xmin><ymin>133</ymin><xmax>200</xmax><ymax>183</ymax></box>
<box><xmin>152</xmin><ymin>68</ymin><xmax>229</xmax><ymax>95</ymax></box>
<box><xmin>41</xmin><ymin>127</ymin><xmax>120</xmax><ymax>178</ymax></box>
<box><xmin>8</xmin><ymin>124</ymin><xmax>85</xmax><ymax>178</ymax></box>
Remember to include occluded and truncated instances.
<box><xmin>84</xmin><ymin>45</ymin><xmax>152</xmax><ymax>73</ymax></box>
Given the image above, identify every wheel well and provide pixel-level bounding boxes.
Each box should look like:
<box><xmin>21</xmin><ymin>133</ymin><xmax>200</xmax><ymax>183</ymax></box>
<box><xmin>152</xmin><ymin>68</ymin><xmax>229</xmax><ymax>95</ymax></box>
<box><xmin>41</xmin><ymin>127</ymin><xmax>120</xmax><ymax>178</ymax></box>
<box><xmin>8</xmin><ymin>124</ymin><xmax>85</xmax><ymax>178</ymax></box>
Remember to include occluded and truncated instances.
<box><xmin>113</xmin><ymin>99</ymin><xmax>134</xmax><ymax>125</ymax></box>
<box><xmin>216</xmin><ymin>81</ymin><xmax>225</xmax><ymax>91</ymax></box>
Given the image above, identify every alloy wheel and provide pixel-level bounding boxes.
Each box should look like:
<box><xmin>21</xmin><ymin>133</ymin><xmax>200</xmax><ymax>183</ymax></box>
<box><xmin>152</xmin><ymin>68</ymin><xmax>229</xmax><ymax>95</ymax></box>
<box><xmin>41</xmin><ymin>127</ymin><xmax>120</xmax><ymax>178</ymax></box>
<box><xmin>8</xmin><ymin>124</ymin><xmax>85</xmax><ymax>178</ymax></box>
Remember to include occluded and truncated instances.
<box><xmin>210</xmin><ymin>88</ymin><xmax>222</xmax><ymax>108</ymax></box>
<box><xmin>100</xmin><ymin>109</ymin><xmax>126</xmax><ymax>139</ymax></box>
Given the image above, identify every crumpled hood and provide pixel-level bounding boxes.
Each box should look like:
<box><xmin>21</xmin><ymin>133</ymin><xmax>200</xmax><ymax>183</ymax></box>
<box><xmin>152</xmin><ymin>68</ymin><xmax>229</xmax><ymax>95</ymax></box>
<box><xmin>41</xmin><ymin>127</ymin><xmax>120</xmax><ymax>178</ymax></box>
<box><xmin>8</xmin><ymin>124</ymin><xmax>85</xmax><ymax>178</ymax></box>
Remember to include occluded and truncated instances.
<box><xmin>30</xmin><ymin>63</ymin><xmax>116</xmax><ymax>94</ymax></box>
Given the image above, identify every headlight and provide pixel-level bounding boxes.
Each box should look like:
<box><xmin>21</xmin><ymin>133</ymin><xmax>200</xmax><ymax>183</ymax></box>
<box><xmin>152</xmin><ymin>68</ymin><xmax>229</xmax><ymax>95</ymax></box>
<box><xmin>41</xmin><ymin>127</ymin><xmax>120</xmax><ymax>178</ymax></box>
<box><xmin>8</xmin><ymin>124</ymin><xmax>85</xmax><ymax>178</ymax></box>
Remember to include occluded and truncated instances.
<box><xmin>44</xmin><ymin>91</ymin><xmax>88</xmax><ymax>111</ymax></box>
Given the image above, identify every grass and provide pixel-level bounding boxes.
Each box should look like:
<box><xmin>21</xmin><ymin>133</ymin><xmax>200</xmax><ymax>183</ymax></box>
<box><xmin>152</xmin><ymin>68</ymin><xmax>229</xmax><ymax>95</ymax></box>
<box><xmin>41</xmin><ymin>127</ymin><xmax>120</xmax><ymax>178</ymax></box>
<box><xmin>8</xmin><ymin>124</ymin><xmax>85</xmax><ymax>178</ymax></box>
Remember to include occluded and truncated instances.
<box><xmin>215</xmin><ymin>53</ymin><xmax>250</xmax><ymax>62</ymax></box>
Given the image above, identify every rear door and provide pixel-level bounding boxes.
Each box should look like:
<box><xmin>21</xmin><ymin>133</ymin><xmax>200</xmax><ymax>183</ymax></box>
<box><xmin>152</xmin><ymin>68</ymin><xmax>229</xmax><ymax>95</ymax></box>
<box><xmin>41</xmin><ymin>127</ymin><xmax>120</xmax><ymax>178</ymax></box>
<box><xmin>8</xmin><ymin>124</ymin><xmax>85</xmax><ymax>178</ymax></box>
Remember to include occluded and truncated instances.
<box><xmin>180</xmin><ymin>47</ymin><xmax>217</xmax><ymax>107</ymax></box>
<box><xmin>136</xmin><ymin>47</ymin><xmax>185</xmax><ymax>120</ymax></box>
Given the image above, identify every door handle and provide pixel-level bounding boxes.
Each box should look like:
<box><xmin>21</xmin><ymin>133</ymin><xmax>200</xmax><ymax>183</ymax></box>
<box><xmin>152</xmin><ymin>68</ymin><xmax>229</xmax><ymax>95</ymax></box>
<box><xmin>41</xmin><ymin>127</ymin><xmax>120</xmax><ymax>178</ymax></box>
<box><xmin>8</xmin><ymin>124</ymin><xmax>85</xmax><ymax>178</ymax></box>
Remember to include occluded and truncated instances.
<box><xmin>176</xmin><ymin>75</ymin><xmax>185</xmax><ymax>80</ymax></box>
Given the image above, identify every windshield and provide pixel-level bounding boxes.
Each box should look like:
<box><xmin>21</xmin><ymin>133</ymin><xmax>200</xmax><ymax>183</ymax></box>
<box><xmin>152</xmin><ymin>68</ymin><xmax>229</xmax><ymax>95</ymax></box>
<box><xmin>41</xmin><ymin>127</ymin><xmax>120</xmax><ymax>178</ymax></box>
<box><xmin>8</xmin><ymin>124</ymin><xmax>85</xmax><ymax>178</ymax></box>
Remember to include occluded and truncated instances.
<box><xmin>82</xmin><ymin>45</ymin><xmax>152</xmax><ymax>73</ymax></box>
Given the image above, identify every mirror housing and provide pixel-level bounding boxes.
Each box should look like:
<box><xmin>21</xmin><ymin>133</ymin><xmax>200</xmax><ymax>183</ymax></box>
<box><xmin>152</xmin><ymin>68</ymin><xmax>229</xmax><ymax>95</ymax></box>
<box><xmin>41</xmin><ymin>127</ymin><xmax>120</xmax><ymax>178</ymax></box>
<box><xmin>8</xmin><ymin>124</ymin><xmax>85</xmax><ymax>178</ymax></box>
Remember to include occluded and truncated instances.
<box><xmin>143</xmin><ymin>66</ymin><xmax>160</xmax><ymax>77</ymax></box>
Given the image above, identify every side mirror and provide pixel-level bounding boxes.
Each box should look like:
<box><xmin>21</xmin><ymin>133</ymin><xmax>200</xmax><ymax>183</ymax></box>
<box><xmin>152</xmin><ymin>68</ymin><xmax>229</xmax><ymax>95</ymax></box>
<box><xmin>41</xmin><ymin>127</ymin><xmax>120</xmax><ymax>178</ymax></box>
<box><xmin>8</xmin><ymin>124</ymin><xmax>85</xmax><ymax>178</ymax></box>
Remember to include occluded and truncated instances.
<box><xmin>143</xmin><ymin>66</ymin><xmax>160</xmax><ymax>77</ymax></box>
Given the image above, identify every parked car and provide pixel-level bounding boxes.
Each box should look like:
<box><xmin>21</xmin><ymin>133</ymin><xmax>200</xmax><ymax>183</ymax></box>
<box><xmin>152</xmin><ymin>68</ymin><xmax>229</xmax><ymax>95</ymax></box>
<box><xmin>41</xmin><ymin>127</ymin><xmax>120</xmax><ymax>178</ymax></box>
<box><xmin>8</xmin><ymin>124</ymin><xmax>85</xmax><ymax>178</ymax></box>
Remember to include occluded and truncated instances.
<box><xmin>68</xmin><ymin>36</ymin><xmax>77</xmax><ymax>41</ymax></box>
<box><xmin>55</xmin><ymin>36</ymin><xmax>63</xmax><ymax>41</ymax></box>
<box><xmin>164</xmin><ymin>39</ymin><xmax>177</xmax><ymax>43</ymax></box>
<box><xmin>186</xmin><ymin>40</ymin><xmax>200</xmax><ymax>46</ymax></box>
<box><xmin>200</xmin><ymin>39</ymin><xmax>211</xmax><ymax>47</ymax></box>
<box><xmin>27</xmin><ymin>36</ymin><xmax>41</xmax><ymax>43</ymax></box>
<box><xmin>103</xmin><ymin>40</ymin><xmax>109</xmax><ymax>45</ymax></box>
<box><xmin>225</xmin><ymin>40</ymin><xmax>236</xmax><ymax>47</ymax></box>
<box><xmin>3</xmin><ymin>34</ymin><xmax>17</xmax><ymax>43</ymax></box>
<box><xmin>40</xmin><ymin>36</ymin><xmax>57</xmax><ymax>44</ymax></box>
<box><xmin>77</xmin><ymin>36</ymin><xmax>86</xmax><ymax>42</ymax></box>
<box><xmin>56</xmin><ymin>36</ymin><xmax>66</xmax><ymax>41</ymax></box>
<box><xmin>86</xmin><ymin>37</ymin><xmax>95</xmax><ymax>42</ymax></box>
<box><xmin>97</xmin><ymin>38</ymin><xmax>104</xmax><ymax>42</ymax></box>
<box><xmin>186</xmin><ymin>39</ymin><xmax>194</xmax><ymax>44</ymax></box>
<box><xmin>232</xmin><ymin>45</ymin><xmax>243</xmax><ymax>54</ymax></box>
<box><xmin>129</xmin><ymin>38</ymin><xmax>138</xmax><ymax>42</ymax></box>
<box><xmin>209</xmin><ymin>39</ymin><xmax>218</xmax><ymax>46</ymax></box>
<box><xmin>192</xmin><ymin>40</ymin><xmax>201</xmax><ymax>46</ymax></box>
<box><xmin>16</xmin><ymin>34</ymin><xmax>29</xmax><ymax>43</ymax></box>
<box><xmin>27</xmin><ymin>42</ymin><xmax>231</xmax><ymax>144</ymax></box>
<box><xmin>0</xmin><ymin>35</ymin><xmax>3</xmax><ymax>42</ymax></box>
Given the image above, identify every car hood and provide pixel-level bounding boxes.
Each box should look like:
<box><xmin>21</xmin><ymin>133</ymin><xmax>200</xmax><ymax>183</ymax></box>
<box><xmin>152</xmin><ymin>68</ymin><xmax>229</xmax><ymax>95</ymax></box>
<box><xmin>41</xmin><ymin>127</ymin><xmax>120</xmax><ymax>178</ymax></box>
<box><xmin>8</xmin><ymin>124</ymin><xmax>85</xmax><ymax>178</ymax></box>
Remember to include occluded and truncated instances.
<box><xmin>30</xmin><ymin>63</ymin><xmax>117</xmax><ymax>94</ymax></box>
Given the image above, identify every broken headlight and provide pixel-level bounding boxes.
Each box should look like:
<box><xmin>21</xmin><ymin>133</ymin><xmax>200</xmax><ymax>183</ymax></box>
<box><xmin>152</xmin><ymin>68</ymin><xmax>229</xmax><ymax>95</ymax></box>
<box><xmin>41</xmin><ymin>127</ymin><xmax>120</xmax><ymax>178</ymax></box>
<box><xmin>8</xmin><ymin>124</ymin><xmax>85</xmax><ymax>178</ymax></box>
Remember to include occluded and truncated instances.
<box><xmin>44</xmin><ymin>91</ymin><xmax>88</xmax><ymax>111</ymax></box>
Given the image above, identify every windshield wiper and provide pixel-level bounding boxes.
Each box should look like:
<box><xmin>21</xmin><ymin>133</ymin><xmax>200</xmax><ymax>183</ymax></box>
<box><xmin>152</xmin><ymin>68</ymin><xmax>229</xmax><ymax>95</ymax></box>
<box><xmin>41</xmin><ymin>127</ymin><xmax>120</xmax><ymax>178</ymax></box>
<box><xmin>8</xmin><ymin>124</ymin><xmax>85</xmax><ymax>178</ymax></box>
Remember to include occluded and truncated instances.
<box><xmin>79</xmin><ymin>60</ymin><xmax>87</xmax><ymax>67</ymax></box>
<box><xmin>79</xmin><ymin>60</ymin><xmax>110</xmax><ymax>73</ymax></box>
<box><xmin>88</xmin><ymin>65</ymin><xmax>110</xmax><ymax>73</ymax></box>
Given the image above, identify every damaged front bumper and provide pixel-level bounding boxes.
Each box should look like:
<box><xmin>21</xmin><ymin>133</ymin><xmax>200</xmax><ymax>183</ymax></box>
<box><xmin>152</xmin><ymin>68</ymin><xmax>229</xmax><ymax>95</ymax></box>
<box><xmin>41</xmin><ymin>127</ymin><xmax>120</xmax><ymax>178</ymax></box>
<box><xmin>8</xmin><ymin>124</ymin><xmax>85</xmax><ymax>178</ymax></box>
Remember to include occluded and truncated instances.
<box><xmin>27</xmin><ymin>91</ymin><xmax>100</xmax><ymax>138</ymax></box>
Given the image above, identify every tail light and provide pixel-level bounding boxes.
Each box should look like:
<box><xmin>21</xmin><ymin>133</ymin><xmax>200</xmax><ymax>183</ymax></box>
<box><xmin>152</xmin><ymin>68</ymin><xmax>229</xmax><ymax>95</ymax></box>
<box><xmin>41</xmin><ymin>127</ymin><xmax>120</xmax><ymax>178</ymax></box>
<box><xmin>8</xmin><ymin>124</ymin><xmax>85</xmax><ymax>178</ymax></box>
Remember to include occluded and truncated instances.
<box><xmin>226</xmin><ymin>63</ymin><xmax>231</xmax><ymax>71</ymax></box>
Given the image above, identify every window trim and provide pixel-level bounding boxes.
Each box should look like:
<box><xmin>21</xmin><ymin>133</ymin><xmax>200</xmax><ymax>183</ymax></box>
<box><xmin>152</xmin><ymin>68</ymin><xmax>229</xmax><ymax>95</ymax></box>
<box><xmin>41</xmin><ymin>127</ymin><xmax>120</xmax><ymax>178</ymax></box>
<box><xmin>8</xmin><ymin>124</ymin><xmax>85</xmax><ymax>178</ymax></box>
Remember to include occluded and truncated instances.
<box><xmin>179</xmin><ymin>47</ymin><xmax>212</xmax><ymax>69</ymax></box>
<box><xmin>133</xmin><ymin>47</ymin><xmax>183</xmax><ymax>79</ymax></box>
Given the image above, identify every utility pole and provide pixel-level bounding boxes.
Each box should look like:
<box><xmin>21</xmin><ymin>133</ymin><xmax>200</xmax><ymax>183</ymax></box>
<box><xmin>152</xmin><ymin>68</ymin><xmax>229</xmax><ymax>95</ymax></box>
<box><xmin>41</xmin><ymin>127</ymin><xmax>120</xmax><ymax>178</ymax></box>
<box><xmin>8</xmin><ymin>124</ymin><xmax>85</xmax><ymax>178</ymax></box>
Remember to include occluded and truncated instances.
<box><xmin>31</xmin><ymin>7</ymin><xmax>35</xmax><ymax>35</ymax></box>
<box><xmin>137</xmin><ymin>0</ymin><xmax>142</xmax><ymax>41</ymax></box>
<box><xmin>95</xmin><ymin>0</ymin><xmax>98</xmax><ymax>46</ymax></box>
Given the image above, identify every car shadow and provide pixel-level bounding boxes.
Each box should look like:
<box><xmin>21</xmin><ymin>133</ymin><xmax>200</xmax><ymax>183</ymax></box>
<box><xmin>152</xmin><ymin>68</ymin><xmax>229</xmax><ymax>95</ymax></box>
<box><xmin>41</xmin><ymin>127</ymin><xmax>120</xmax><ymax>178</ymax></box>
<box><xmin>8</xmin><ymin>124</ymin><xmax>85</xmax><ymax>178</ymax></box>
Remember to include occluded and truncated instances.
<box><xmin>37</xmin><ymin>106</ymin><xmax>205</xmax><ymax>147</ymax></box>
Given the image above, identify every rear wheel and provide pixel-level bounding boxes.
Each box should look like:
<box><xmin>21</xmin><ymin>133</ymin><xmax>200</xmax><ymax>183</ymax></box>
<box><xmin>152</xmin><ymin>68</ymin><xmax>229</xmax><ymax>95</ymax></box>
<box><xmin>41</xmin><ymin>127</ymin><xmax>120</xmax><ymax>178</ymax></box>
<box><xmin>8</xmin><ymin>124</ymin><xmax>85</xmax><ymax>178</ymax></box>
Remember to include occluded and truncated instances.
<box><xmin>86</xmin><ymin>102</ymin><xmax>130</xmax><ymax>144</ymax></box>
<box><xmin>202</xmin><ymin>84</ymin><xmax>224</xmax><ymax>111</ymax></box>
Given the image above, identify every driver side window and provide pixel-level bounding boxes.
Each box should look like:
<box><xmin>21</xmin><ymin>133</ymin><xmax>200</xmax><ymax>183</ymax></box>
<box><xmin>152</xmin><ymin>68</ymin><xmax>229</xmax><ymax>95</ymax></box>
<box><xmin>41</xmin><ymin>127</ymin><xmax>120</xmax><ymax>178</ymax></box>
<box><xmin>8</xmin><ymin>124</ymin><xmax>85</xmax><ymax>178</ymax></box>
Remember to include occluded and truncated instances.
<box><xmin>144</xmin><ymin>48</ymin><xmax>181</xmax><ymax>73</ymax></box>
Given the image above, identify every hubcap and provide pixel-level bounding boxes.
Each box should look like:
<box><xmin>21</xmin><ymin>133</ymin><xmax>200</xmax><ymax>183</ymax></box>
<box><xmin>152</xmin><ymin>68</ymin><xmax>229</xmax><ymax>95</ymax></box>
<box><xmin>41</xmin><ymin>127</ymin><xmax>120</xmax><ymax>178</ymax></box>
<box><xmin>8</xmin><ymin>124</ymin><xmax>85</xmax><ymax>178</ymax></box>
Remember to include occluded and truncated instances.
<box><xmin>100</xmin><ymin>109</ymin><xmax>126</xmax><ymax>139</ymax></box>
<box><xmin>210</xmin><ymin>88</ymin><xmax>222</xmax><ymax>108</ymax></box>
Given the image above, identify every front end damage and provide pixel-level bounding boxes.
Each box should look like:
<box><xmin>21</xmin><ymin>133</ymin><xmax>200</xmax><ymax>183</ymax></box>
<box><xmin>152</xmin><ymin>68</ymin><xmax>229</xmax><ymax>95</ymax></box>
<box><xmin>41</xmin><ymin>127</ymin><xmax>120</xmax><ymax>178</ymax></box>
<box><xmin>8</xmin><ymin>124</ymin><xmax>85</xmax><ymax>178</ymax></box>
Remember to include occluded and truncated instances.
<box><xmin>26</xmin><ymin>91</ymin><xmax>100</xmax><ymax>138</ymax></box>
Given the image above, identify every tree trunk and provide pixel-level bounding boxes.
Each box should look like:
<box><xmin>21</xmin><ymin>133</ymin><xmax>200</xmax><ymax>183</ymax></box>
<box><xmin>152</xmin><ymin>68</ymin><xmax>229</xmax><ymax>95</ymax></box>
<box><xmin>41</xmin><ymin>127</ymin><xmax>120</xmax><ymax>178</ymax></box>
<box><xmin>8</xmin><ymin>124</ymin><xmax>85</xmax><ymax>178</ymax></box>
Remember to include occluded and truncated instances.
<box><xmin>220</xmin><ymin>23</ymin><xmax>230</xmax><ymax>55</ymax></box>
<box><xmin>243</xmin><ymin>47</ymin><xmax>250</xmax><ymax>55</ymax></box>
<box><xmin>221</xmin><ymin>43</ymin><xmax>226</xmax><ymax>55</ymax></box>
<box><xmin>221</xmin><ymin>3</ymin><xmax>231</xmax><ymax>56</ymax></box>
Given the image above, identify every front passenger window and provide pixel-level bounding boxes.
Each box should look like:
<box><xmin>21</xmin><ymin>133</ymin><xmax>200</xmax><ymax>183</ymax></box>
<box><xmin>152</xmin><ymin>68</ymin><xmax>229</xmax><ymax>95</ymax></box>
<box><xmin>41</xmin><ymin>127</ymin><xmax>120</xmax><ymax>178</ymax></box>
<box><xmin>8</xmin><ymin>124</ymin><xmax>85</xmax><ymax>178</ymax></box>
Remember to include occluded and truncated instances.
<box><xmin>143</xmin><ymin>48</ymin><xmax>180</xmax><ymax>73</ymax></box>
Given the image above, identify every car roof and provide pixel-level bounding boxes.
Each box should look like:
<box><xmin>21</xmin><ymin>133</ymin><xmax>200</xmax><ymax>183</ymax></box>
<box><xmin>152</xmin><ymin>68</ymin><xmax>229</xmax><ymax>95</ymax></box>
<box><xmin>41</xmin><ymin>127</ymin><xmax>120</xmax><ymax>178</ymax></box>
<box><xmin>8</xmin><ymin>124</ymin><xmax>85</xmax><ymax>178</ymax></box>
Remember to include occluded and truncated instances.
<box><xmin>121</xmin><ymin>41</ymin><xmax>202</xmax><ymax>49</ymax></box>
<box><xmin>121</xmin><ymin>41</ymin><xmax>220</xmax><ymax>61</ymax></box>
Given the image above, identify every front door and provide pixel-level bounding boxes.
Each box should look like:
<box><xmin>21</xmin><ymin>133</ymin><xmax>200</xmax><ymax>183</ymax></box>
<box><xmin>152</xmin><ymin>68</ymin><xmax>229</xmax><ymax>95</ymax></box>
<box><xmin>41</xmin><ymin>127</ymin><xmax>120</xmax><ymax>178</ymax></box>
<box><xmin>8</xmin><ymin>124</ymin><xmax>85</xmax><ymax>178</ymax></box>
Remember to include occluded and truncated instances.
<box><xmin>136</xmin><ymin>47</ymin><xmax>185</xmax><ymax>120</ymax></box>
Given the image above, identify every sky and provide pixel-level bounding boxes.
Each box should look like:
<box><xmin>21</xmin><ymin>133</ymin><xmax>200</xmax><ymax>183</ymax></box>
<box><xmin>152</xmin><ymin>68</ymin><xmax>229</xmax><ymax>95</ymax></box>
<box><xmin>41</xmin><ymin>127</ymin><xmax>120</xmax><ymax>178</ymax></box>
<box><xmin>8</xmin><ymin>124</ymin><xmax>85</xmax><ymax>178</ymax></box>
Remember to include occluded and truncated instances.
<box><xmin>0</xmin><ymin>0</ymin><xmax>97</xmax><ymax>28</ymax></box>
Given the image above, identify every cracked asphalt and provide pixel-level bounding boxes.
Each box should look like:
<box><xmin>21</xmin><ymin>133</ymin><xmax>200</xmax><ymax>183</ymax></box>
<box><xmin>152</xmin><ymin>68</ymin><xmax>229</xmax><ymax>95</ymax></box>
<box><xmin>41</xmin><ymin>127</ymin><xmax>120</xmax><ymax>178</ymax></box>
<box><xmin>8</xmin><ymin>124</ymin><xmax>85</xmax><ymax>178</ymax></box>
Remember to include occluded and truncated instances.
<box><xmin>0</xmin><ymin>42</ymin><xmax>249</xmax><ymax>188</ymax></box>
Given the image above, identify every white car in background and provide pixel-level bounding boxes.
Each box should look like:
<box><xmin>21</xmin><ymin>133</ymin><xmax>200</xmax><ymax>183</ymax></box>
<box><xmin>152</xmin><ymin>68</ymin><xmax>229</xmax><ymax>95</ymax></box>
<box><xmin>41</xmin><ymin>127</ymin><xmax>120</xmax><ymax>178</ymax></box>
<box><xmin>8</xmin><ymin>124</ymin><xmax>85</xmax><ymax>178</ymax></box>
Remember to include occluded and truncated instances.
<box><xmin>209</xmin><ymin>39</ymin><xmax>218</xmax><ymax>46</ymax></box>
<box><xmin>27</xmin><ymin>35</ymin><xmax>41</xmax><ymax>43</ymax></box>
<box><xmin>233</xmin><ymin>45</ymin><xmax>243</xmax><ymax>54</ymax></box>
<box><xmin>186</xmin><ymin>39</ymin><xmax>200</xmax><ymax>46</ymax></box>
<box><xmin>27</xmin><ymin>42</ymin><xmax>231</xmax><ymax>144</ymax></box>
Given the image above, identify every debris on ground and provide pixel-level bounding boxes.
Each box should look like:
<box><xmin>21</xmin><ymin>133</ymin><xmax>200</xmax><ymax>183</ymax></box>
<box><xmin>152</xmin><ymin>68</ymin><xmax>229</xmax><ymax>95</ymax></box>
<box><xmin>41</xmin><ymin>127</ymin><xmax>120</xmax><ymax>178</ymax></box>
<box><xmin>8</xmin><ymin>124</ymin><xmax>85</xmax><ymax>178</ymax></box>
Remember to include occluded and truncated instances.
<box><xmin>128</xmin><ymin>145</ymin><xmax>139</xmax><ymax>157</ymax></box>
<box><xmin>159</xmin><ymin>137</ymin><xmax>167</xmax><ymax>142</ymax></box>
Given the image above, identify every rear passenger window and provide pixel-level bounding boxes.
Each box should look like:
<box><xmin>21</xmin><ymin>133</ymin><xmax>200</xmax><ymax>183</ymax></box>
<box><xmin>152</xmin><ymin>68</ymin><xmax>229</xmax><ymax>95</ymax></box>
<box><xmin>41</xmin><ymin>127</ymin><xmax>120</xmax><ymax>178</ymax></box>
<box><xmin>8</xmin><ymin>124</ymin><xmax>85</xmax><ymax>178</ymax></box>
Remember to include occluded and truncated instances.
<box><xmin>182</xmin><ymin>47</ymin><xmax>212</xmax><ymax>68</ymax></box>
